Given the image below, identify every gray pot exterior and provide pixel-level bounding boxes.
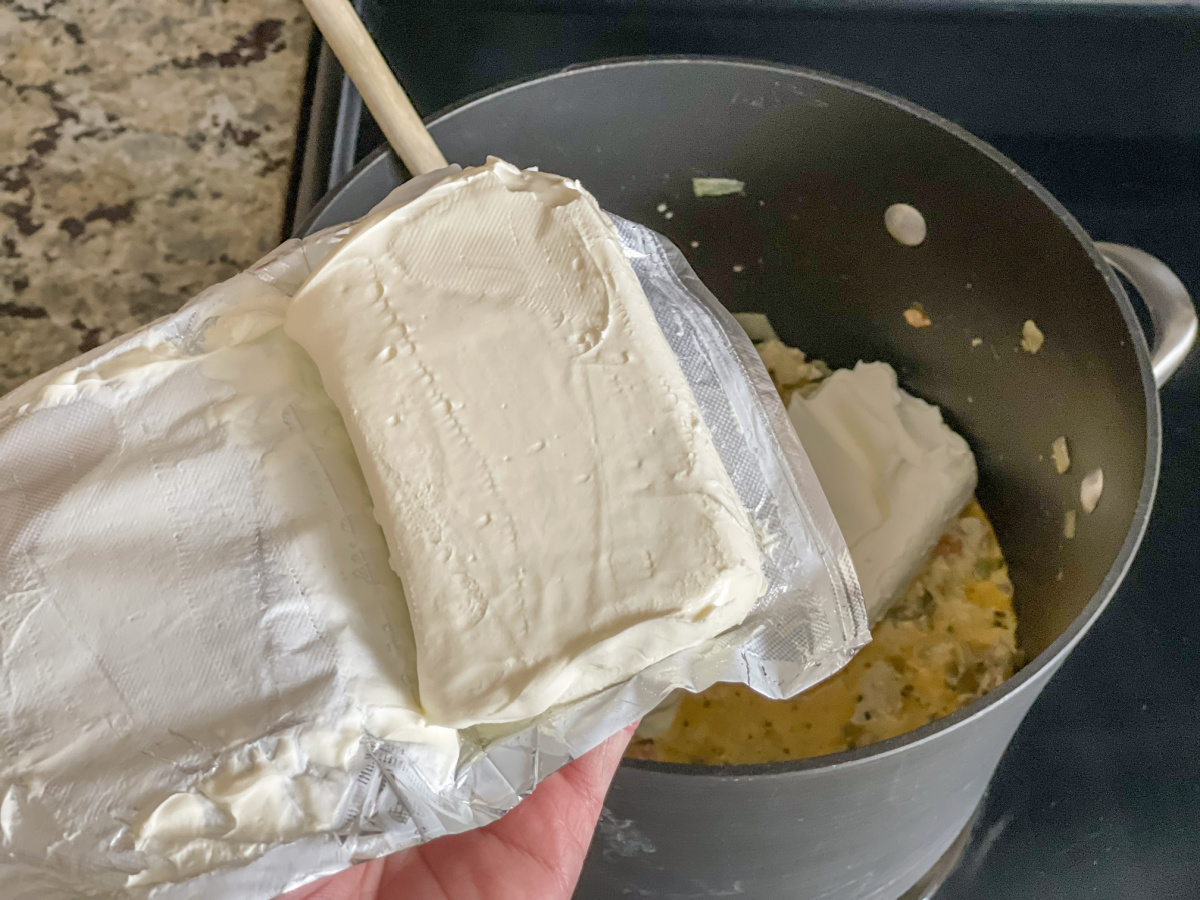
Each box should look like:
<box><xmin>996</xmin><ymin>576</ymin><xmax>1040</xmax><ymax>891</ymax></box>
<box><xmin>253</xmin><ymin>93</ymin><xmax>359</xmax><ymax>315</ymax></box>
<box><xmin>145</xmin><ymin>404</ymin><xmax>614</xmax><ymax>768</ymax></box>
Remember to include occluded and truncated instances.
<box><xmin>577</xmin><ymin>659</ymin><xmax>1061</xmax><ymax>900</ymax></box>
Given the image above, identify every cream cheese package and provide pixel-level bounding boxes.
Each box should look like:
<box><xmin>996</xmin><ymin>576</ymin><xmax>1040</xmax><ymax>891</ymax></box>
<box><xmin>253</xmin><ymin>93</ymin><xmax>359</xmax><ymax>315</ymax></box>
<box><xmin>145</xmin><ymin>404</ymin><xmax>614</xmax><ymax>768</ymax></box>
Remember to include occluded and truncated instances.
<box><xmin>285</xmin><ymin>161</ymin><xmax>767</xmax><ymax>729</ymax></box>
<box><xmin>0</xmin><ymin>162</ymin><xmax>867</xmax><ymax>899</ymax></box>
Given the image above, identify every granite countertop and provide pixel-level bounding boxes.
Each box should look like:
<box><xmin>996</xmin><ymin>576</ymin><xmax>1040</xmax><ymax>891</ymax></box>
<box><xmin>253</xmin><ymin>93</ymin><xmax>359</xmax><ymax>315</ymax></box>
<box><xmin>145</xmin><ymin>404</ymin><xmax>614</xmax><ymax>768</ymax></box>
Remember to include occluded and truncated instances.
<box><xmin>0</xmin><ymin>0</ymin><xmax>313</xmax><ymax>396</ymax></box>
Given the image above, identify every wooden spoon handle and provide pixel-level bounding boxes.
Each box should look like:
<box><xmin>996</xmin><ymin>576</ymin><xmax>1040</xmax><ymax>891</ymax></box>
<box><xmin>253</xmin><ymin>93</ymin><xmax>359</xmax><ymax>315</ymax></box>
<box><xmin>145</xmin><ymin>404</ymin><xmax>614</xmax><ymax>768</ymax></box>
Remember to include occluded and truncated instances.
<box><xmin>301</xmin><ymin>0</ymin><xmax>448</xmax><ymax>175</ymax></box>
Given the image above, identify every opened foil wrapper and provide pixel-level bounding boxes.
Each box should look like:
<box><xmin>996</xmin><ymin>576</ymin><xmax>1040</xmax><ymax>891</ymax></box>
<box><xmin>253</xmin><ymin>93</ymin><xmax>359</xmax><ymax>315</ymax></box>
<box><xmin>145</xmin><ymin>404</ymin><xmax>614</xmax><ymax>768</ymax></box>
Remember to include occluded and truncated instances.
<box><xmin>0</xmin><ymin>172</ymin><xmax>868</xmax><ymax>899</ymax></box>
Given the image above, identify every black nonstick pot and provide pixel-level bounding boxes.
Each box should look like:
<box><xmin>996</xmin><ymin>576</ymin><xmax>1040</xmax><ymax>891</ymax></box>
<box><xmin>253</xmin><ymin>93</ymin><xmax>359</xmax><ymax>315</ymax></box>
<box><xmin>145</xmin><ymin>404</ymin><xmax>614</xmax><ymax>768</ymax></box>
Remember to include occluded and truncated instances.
<box><xmin>301</xmin><ymin>58</ymin><xmax>1197</xmax><ymax>900</ymax></box>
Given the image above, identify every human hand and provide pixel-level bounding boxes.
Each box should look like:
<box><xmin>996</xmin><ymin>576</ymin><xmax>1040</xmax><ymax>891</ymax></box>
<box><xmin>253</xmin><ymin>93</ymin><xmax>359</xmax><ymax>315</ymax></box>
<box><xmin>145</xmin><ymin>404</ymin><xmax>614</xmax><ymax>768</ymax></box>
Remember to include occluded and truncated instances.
<box><xmin>279</xmin><ymin>725</ymin><xmax>635</xmax><ymax>900</ymax></box>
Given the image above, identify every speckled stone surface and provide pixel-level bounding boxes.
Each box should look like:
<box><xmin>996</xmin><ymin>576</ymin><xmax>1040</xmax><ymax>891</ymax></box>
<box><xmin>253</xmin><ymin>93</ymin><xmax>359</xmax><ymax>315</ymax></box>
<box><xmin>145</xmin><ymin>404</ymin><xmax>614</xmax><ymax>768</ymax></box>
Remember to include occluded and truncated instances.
<box><xmin>0</xmin><ymin>0</ymin><xmax>312</xmax><ymax>395</ymax></box>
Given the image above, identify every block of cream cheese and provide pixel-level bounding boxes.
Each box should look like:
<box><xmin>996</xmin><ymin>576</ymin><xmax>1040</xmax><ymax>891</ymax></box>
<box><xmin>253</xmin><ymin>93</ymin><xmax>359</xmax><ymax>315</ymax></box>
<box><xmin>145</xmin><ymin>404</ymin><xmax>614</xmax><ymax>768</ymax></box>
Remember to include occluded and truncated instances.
<box><xmin>787</xmin><ymin>362</ymin><xmax>976</xmax><ymax>622</ymax></box>
<box><xmin>285</xmin><ymin>159</ymin><xmax>766</xmax><ymax>728</ymax></box>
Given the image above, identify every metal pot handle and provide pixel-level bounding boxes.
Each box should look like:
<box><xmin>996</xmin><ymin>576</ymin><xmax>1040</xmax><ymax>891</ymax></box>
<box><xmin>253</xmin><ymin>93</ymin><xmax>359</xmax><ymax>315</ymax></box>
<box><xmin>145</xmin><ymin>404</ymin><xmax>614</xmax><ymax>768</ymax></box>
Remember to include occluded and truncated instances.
<box><xmin>1096</xmin><ymin>242</ymin><xmax>1198</xmax><ymax>388</ymax></box>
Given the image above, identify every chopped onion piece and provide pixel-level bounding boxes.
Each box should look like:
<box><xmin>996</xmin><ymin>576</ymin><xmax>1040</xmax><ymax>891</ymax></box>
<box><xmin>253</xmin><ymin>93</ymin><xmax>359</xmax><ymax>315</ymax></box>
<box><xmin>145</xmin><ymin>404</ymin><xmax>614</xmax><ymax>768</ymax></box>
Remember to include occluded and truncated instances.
<box><xmin>885</xmin><ymin>203</ymin><xmax>927</xmax><ymax>246</ymax></box>
<box><xmin>734</xmin><ymin>312</ymin><xmax>778</xmax><ymax>343</ymax></box>
<box><xmin>693</xmin><ymin>177</ymin><xmax>745</xmax><ymax>197</ymax></box>
<box><xmin>904</xmin><ymin>305</ymin><xmax>932</xmax><ymax>328</ymax></box>
<box><xmin>1051</xmin><ymin>436</ymin><xmax>1071</xmax><ymax>474</ymax></box>
<box><xmin>1081</xmin><ymin>468</ymin><xmax>1104</xmax><ymax>513</ymax></box>
<box><xmin>1021</xmin><ymin>319</ymin><xmax>1045</xmax><ymax>354</ymax></box>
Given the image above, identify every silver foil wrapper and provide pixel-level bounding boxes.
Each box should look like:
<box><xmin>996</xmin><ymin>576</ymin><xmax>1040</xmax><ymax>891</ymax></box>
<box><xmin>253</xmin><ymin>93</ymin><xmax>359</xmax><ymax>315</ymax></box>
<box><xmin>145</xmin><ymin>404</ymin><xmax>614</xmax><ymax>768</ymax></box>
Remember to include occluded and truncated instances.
<box><xmin>0</xmin><ymin>175</ymin><xmax>867</xmax><ymax>900</ymax></box>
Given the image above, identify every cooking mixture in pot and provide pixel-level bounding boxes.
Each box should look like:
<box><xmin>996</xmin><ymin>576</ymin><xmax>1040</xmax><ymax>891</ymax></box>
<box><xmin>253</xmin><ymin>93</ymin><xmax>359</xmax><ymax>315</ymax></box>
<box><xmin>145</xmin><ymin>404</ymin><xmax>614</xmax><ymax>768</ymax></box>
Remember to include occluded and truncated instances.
<box><xmin>626</xmin><ymin>335</ymin><xmax>1024</xmax><ymax>765</ymax></box>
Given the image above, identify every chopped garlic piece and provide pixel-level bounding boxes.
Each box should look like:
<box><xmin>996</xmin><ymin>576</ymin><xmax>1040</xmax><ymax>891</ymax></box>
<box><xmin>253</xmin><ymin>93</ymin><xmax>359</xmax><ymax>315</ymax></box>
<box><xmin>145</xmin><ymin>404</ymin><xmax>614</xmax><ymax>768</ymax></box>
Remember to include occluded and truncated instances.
<box><xmin>732</xmin><ymin>264</ymin><xmax>745</xmax><ymax>273</ymax></box>
<box><xmin>1063</xmin><ymin>509</ymin><xmax>1077</xmax><ymax>539</ymax></box>
<box><xmin>1081</xmin><ymin>468</ymin><xmax>1104</xmax><ymax>513</ymax></box>
<box><xmin>971</xmin><ymin>337</ymin><xmax>983</xmax><ymax>347</ymax></box>
<box><xmin>693</xmin><ymin>177</ymin><xmax>745</xmax><ymax>197</ymax></box>
<box><xmin>655</xmin><ymin>201</ymin><xmax>668</xmax><ymax>213</ymax></box>
<box><xmin>904</xmin><ymin>305</ymin><xmax>932</xmax><ymax>328</ymax></box>
<box><xmin>1021</xmin><ymin>319</ymin><xmax>1045</xmax><ymax>354</ymax></box>
<box><xmin>1051</xmin><ymin>436</ymin><xmax>1071</xmax><ymax>474</ymax></box>
<box><xmin>884</xmin><ymin>203</ymin><xmax>927</xmax><ymax>246</ymax></box>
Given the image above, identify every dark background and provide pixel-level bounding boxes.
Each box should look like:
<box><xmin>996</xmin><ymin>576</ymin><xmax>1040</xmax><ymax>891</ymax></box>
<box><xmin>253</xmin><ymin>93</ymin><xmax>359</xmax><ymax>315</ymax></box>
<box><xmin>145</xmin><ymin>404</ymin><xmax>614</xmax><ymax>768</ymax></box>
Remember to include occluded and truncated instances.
<box><xmin>291</xmin><ymin>3</ymin><xmax>1200</xmax><ymax>896</ymax></box>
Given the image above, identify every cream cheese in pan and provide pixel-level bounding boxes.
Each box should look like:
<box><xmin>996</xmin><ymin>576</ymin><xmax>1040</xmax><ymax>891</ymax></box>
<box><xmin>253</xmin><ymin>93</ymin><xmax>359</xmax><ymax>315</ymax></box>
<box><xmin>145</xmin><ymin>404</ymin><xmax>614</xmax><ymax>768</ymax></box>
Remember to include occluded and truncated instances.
<box><xmin>787</xmin><ymin>361</ymin><xmax>977</xmax><ymax>623</ymax></box>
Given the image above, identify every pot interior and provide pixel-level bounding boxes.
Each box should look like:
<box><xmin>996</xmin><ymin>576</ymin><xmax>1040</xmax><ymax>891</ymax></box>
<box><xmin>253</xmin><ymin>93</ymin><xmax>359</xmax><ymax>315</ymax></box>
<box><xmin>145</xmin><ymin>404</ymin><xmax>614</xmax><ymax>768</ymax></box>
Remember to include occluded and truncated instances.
<box><xmin>306</xmin><ymin>58</ymin><xmax>1152</xmax><ymax>676</ymax></box>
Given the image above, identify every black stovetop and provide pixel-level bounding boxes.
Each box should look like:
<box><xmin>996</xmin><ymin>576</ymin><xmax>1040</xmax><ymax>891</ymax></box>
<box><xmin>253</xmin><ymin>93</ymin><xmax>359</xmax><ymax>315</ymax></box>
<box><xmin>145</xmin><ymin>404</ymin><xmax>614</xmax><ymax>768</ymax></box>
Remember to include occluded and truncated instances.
<box><xmin>289</xmin><ymin>5</ymin><xmax>1200</xmax><ymax>898</ymax></box>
